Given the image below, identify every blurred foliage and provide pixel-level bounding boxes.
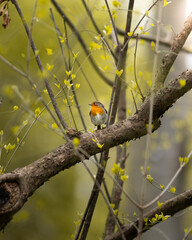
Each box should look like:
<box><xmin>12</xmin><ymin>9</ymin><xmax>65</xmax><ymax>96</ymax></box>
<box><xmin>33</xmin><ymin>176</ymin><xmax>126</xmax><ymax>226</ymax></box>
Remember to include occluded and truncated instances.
<box><xmin>0</xmin><ymin>0</ymin><xmax>192</xmax><ymax>239</ymax></box>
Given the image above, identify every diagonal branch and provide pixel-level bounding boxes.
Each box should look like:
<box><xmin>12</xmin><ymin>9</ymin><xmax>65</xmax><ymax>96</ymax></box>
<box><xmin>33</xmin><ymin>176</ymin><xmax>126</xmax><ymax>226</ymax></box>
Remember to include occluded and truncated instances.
<box><xmin>81</xmin><ymin>0</ymin><xmax>117</xmax><ymax>61</ymax></box>
<box><xmin>104</xmin><ymin>0</ymin><xmax>120</xmax><ymax>47</ymax></box>
<box><xmin>12</xmin><ymin>0</ymin><xmax>69</xmax><ymax>131</ymax></box>
<box><xmin>105</xmin><ymin>188</ymin><xmax>192</xmax><ymax>240</ymax></box>
<box><xmin>51</xmin><ymin>0</ymin><xmax>114</xmax><ymax>86</ymax></box>
<box><xmin>0</xmin><ymin>69</ymin><xmax>192</xmax><ymax>230</ymax></box>
<box><xmin>155</xmin><ymin>12</ymin><xmax>192</xmax><ymax>89</ymax></box>
<box><xmin>77</xmin><ymin>1</ymin><xmax>136</xmax><ymax>238</ymax></box>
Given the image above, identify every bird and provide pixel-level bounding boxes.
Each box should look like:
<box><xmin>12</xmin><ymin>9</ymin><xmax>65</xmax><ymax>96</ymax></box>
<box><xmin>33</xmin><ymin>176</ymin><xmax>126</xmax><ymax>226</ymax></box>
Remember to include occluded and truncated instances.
<box><xmin>89</xmin><ymin>101</ymin><xmax>107</xmax><ymax>130</ymax></box>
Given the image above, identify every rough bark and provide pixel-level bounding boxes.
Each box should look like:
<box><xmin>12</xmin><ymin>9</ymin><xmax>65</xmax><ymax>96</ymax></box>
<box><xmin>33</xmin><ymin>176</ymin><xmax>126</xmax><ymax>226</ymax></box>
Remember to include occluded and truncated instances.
<box><xmin>0</xmin><ymin>69</ymin><xmax>192</xmax><ymax>230</ymax></box>
<box><xmin>154</xmin><ymin>12</ymin><xmax>192</xmax><ymax>89</ymax></box>
<box><xmin>105</xmin><ymin>188</ymin><xmax>192</xmax><ymax>240</ymax></box>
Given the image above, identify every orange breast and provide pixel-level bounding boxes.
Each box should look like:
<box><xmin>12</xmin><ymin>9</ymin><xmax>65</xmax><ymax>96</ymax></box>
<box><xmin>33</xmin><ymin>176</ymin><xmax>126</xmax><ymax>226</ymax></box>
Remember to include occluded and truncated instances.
<box><xmin>91</xmin><ymin>105</ymin><xmax>104</xmax><ymax>116</ymax></box>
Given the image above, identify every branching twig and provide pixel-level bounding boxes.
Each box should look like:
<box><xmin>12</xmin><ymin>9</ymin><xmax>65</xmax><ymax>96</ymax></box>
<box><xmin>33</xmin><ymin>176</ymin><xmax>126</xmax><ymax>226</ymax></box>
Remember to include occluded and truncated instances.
<box><xmin>78</xmin><ymin>157</ymin><xmax>126</xmax><ymax>240</ymax></box>
<box><xmin>122</xmin><ymin>0</ymin><xmax>160</xmax><ymax>51</ymax></box>
<box><xmin>108</xmin><ymin>0</ymin><xmax>134</xmax><ymax>128</ymax></box>
<box><xmin>144</xmin><ymin>150</ymin><xmax>192</xmax><ymax>209</ymax></box>
<box><xmin>104</xmin><ymin>0</ymin><xmax>120</xmax><ymax>48</ymax></box>
<box><xmin>105</xmin><ymin>188</ymin><xmax>192</xmax><ymax>240</ymax></box>
<box><xmin>0</xmin><ymin>69</ymin><xmax>192</xmax><ymax>230</ymax></box>
<box><xmin>138</xmin><ymin>2</ymin><xmax>162</xmax><ymax>238</ymax></box>
<box><xmin>51</xmin><ymin>0</ymin><xmax>113</xmax><ymax>86</ymax></box>
<box><xmin>12</xmin><ymin>0</ymin><xmax>69</xmax><ymax>132</ymax></box>
<box><xmin>81</xmin><ymin>0</ymin><xmax>117</xmax><ymax>61</ymax></box>
<box><xmin>117</xmin><ymin>30</ymin><xmax>192</xmax><ymax>54</ymax></box>
<box><xmin>50</xmin><ymin>8</ymin><xmax>81</xmax><ymax>131</ymax></box>
<box><xmin>78</xmin><ymin>1</ymin><xmax>136</xmax><ymax>238</ymax></box>
<box><xmin>0</xmin><ymin>54</ymin><xmax>65</xmax><ymax>135</ymax></box>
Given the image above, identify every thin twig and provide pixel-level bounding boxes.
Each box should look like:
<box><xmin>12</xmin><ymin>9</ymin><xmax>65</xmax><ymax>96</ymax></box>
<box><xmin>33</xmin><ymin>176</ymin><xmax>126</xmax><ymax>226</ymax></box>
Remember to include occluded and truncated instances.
<box><xmin>108</xmin><ymin>0</ymin><xmax>135</xmax><ymax>126</ymax></box>
<box><xmin>79</xmin><ymin>157</ymin><xmax>126</xmax><ymax>240</ymax></box>
<box><xmin>12</xmin><ymin>0</ymin><xmax>69</xmax><ymax>132</ymax></box>
<box><xmin>62</xmin><ymin>15</ymin><xmax>79</xmax><ymax>131</ymax></box>
<box><xmin>49</xmin><ymin>9</ymin><xmax>68</xmax><ymax>70</ymax></box>
<box><xmin>104</xmin><ymin>0</ymin><xmax>120</xmax><ymax>48</ymax></box>
<box><xmin>133</xmin><ymin>34</ymin><xmax>145</xmax><ymax>101</ymax></box>
<box><xmin>78</xmin><ymin>1</ymin><xmax>135</xmax><ymax>238</ymax></box>
<box><xmin>63</xmin><ymin>18</ymin><xmax>71</xmax><ymax>69</ymax></box>
<box><xmin>26</xmin><ymin>0</ymin><xmax>37</xmax><ymax>74</ymax></box>
<box><xmin>81</xmin><ymin>0</ymin><xmax>117</xmax><ymax>61</ymax></box>
<box><xmin>144</xmin><ymin>150</ymin><xmax>192</xmax><ymax>209</ymax></box>
<box><xmin>76</xmin><ymin>151</ymin><xmax>126</xmax><ymax>240</ymax></box>
<box><xmin>75</xmin><ymin>59</ymin><xmax>98</xmax><ymax>101</ymax></box>
<box><xmin>131</xmin><ymin>90</ymin><xmax>138</xmax><ymax>113</ymax></box>
<box><xmin>182</xmin><ymin>226</ymin><xmax>192</xmax><ymax>240</ymax></box>
<box><xmin>117</xmin><ymin>30</ymin><xmax>192</xmax><ymax>54</ymax></box>
<box><xmin>122</xmin><ymin>0</ymin><xmax>160</xmax><ymax>52</ymax></box>
<box><xmin>0</xmin><ymin>54</ymin><xmax>65</xmax><ymax>135</ymax></box>
<box><xmin>51</xmin><ymin>0</ymin><xmax>113</xmax><ymax>86</ymax></box>
<box><xmin>138</xmin><ymin>2</ymin><xmax>162</xmax><ymax>238</ymax></box>
<box><xmin>105</xmin><ymin>187</ymin><xmax>192</xmax><ymax>240</ymax></box>
<box><xmin>49</xmin><ymin>8</ymin><xmax>79</xmax><ymax>131</ymax></box>
<box><xmin>103</xmin><ymin>178</ymin><xmax>111</xmax><ymax>203</ymax></box>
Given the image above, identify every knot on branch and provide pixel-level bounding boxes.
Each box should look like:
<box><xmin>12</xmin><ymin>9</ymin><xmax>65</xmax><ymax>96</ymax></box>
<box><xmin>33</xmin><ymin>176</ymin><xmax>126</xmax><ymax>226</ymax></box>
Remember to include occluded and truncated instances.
<box><xmin>0</xmin><ymin>173</ymin><xmax>27</xmax><ymax>230</ymax></box>
<box><xmin>0</xmin><ymin>182</ymin><xmax>20</xmax><ymax>212</ymax></box>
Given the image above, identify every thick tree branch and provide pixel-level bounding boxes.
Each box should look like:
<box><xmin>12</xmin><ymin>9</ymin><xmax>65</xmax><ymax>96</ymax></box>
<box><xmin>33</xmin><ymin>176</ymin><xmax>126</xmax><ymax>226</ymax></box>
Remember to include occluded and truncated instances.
<box><xmin>105</xmin><ymin>188</ymin><xmax>192</xmax><ymax>240</ymax></box>
<box><xmin>155</xmin><ymin>12</ymin><xmax>192</xmax><ymax>89</ymax></box>
<box><xmin>0</xmin><ymin>69</ymin><xmax>192</xmax><ymax>230</ymax></box>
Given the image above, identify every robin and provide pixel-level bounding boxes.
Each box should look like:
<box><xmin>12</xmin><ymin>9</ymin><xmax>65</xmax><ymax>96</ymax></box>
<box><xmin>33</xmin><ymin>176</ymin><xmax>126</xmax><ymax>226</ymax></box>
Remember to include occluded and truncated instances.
<box><xmin>89</xmin><ymin>101</ymin><xmax>108</xmax><ymax>130</ymax></box>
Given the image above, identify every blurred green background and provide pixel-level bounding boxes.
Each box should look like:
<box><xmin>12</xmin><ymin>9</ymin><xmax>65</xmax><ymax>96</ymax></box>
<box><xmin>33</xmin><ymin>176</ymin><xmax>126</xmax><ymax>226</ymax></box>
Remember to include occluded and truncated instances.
<box><xmin>0</xmin><ymin>0</ymin><xmax>192</xmax><ymax>239</ymax></box>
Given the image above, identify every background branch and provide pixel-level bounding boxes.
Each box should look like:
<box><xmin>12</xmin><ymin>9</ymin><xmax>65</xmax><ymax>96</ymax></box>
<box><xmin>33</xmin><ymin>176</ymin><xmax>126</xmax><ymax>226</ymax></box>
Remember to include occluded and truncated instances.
<box><xmin>12</xmin><ymin>0</ymin><xmax>69</xmax><ymax>132</ymax></box>
<box><xmin>77</xmin><ymin>1</ymin><xmax>136</xmax><ymax>238</ymax></box>
<box><xmin>105</xmin><ymin>188</ymin><xmax>192</xmax><ymax>240</ymax></box>
<box><xmin>81</xmin><ymin>0</ymin><xmax>117</xmax><ymax>61</ymax></box>
<box><xmin>51</xmin><ymin>0</ymin><xmax>114</xmax><ymax>86</ymax></box>
<box><xmin>117</xmin><ymin>29</ymin><xmax>192</xmax><ymax>54</ymax></box>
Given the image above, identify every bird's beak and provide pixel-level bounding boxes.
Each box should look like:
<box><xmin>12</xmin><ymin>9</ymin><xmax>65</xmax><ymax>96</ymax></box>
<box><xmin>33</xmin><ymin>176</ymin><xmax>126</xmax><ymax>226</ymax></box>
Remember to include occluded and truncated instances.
<box><xmin>88</xmin><ymin>103</ymin><xmax>92</xmax><ymax>106</ymax></box>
